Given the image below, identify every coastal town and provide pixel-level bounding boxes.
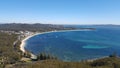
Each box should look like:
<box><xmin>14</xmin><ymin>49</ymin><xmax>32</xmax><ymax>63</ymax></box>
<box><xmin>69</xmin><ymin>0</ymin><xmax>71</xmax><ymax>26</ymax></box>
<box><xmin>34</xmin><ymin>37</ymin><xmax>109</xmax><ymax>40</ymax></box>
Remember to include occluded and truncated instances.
<box><xmin>0</xmin><ymin>30</ymin><xmax>35</xmax><ymax>40</ymax></box>
<box><xmin>0</xmin><ymin>25</ymin><xmax>76</xmax><ymax>61</ymax></box>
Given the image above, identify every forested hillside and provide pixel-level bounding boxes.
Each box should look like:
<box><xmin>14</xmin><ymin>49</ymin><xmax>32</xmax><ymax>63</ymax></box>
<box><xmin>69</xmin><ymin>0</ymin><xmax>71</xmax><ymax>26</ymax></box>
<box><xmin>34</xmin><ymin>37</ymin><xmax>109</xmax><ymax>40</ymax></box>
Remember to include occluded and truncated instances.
<box><xmin>0</xmin><ymin>23</ymin><xmax>75</xmax><ymax>32</ymax></box>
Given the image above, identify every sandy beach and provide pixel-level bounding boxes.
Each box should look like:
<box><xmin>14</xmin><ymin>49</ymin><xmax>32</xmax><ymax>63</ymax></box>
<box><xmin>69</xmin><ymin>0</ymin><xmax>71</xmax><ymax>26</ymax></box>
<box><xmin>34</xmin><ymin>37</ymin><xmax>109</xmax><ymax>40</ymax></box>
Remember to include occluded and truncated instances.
<box><xmin>20</xmin><ymin>34</ymin><xmax>35</xmax><ymax>53</ymax></box>
<box><xmin>20</xmin><ymin>32</ymin><xmax>41</xmax><ymax>59</ymax></box>
<box><xmin>19</xmin><ymin>31</ymin><xmax>55</xmax><ymax>54</ymax></box>
<box><xmin>19</xmin><ymin>29</ymin><xmax>93</xmax><ymax>59</ymax></box>
<box><xmin>20</xmin><ymin>29</ymin><xmax>88</xmax><ymax>52</ymax></box>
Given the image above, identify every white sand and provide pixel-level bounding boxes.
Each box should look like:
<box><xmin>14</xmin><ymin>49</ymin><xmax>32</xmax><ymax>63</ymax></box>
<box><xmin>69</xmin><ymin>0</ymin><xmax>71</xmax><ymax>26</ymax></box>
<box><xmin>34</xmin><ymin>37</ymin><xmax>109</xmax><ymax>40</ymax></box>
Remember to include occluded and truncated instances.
<box><xmin>19</xmin><ymin>31</ymin><xmax>56</xmax><ymax>59</ymax></box>
<box><xmin>20</xmin><ymin>29</ymin><xmax>92</xmax><ymax>59</ymax></box>
<box><xmin>20</xmin><ymin>31</ymin><xmax>52</xmax><ymax>53</ymax></box>
<box><xmin>20</xmin><ymin>33</ymin><xmax>41</xmax><ymax>59</ymax></box>
<box><xmin>20</xmin><ymin>34</ymin><xmax>35</xmax><ymax>53</ymax></box>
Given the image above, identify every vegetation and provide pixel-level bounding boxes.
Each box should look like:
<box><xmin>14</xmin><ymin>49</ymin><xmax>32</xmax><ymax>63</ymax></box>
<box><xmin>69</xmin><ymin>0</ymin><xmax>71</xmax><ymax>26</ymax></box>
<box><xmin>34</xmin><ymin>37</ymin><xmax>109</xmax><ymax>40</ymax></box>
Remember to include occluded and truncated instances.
<box><xmin>11</xmin><ymin>57</ymin><xmax>120</xmax><ymax>68</ymax></box>
<box><xmin>0</xmin><ymin>23</ymin><xmax>76</xmax><ymax>32</ymax></box>
<box><xmin>36</xmin><ymin>53</ymin><xmax>57</xmax><ymax>61</ymax></box>
<box><xmin>0</xmin><ymin>32</ymin><xmax>21</xmax><ymax>68</ymax></box>
<box><xmin>90</xmin><ymin>57</ymin><xmax>120</xmax><ymax>68</ymax></box>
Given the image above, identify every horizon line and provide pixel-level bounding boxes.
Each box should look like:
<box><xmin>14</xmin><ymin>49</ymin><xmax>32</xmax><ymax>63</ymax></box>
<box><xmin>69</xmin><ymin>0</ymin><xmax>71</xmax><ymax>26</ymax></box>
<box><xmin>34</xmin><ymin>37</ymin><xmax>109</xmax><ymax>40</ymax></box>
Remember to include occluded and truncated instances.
<box><xmin>0</xmin><ymin>22</ymin><xmax>120</xmax><ymax>26</ymax></box>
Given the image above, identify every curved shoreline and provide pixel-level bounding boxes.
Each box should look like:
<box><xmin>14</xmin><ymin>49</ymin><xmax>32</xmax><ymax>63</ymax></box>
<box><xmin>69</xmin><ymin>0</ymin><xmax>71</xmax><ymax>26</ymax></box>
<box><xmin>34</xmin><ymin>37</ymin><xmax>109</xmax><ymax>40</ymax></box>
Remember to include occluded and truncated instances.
<box><xmin>20</xmin><ymin>29</ymin><xmax>92</xmax><ymax>51</ymax></box>
<box><xmin>20</xmin><ymin>34</ymin><xmax>37</xmax><ymax>53</ymax></box>
<box><xmin>20</xmin><ymin>29</ymin><xmax>94</xmax><ymax>59</ymax></box>
<box><xmin>20</xmin><ymin>32</ymin><xmax>43</xmax><ymax>59</ymax></box>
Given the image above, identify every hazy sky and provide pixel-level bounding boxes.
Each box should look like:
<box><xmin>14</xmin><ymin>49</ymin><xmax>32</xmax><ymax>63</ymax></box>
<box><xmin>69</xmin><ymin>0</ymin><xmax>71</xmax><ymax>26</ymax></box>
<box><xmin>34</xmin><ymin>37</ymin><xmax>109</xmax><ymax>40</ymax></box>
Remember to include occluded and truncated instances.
<box><xmin>0</xmin><ymin>0</ymin><xmax>120</xmax><ymax>24</ymax></box>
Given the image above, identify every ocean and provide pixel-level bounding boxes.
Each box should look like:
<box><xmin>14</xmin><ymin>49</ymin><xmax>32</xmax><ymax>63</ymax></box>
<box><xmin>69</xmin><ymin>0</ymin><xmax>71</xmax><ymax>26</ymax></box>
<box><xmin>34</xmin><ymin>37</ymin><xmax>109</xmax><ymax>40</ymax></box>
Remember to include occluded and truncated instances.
<box><xmin>25</xmin><ymin>25</ymin><xmax>120</xmax><ymax>61</ymax></box>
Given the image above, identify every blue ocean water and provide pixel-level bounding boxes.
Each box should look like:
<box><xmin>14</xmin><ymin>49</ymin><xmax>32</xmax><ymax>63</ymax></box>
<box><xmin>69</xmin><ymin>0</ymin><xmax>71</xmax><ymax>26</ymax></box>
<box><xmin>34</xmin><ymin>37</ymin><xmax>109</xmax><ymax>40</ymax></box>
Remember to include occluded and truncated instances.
<box><xmin>25</xmin><ymin>26</ymin><xmax>120</xmax><ymax>61</ymax></box>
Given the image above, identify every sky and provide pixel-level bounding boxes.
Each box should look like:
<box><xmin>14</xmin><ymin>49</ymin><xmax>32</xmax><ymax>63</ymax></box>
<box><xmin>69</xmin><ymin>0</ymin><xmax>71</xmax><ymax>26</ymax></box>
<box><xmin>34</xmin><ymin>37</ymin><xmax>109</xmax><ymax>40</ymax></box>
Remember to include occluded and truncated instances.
<box><xmin>0</xmin><ymin>0</ymin><xmax>120</xmax><ymax>25</ymax></box>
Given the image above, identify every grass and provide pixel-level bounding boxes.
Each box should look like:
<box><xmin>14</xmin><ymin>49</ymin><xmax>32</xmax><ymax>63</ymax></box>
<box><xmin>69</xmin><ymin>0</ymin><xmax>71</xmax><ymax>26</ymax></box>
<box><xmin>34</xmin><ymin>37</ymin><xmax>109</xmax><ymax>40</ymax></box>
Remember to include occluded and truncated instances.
<box><xmin>0</xmin><ymin>32</ymin><xmax>21</xmax><ymax>67</ymax></box>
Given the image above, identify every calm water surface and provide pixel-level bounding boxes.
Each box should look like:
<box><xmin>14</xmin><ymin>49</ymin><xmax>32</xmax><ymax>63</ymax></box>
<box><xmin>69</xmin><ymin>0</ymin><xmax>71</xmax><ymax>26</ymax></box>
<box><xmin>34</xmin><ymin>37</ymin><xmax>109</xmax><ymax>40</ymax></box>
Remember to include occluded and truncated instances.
<box><xmin>25</xmin><ymin>27</ymin><xmax>120</xmax><ymax>61</ymax></box>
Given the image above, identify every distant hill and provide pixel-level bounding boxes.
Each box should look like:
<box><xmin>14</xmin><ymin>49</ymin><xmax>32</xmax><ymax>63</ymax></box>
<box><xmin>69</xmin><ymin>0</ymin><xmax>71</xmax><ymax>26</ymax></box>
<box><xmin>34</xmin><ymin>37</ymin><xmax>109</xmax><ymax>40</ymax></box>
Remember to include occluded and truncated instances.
<box><xmin>0</xmin><ymin>23</ymin><xmax>75</xmax><ymax>32</ymax></box>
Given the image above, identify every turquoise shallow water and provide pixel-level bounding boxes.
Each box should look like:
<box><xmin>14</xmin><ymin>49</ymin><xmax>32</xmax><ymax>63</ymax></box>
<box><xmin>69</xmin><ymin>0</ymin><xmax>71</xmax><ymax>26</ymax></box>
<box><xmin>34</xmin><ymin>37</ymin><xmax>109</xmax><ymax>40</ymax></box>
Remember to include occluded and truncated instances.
<box><xmin>25</xmin><ymin>27</ymin><xmax>120</xmax><ymax>61</ymax></box>
<box><xmin>82</xmin><ymin>45</ymin><xmax>109</xmax><ymax>49</ymax></box>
